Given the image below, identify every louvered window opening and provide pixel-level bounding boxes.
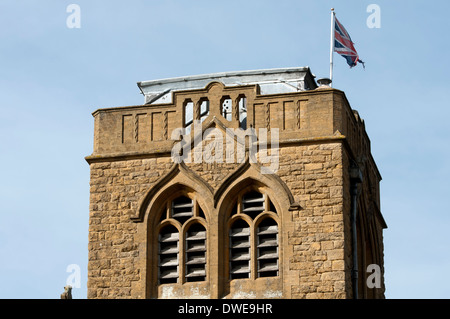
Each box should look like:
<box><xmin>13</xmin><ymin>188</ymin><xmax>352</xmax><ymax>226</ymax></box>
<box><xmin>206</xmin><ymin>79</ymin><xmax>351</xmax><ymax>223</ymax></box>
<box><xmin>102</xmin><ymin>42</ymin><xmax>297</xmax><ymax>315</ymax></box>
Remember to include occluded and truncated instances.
<box><xmin>229</xmin><ymin>219</ymin><xmax>251</xmax><ymax>279</ymax></box>
<box><xmin>158</xmin><ymin>225</ymin><xmax>179</xmax><ymax>284</ymax></box>
<box><xmin>171</xmin><ymin>196</ymin><xmax>194</xmax><ymax>225</ymax></box>
<box><xmin>229</xmin><ymin>190</ymin><xmax>279</xmax><ymax>280</ymax></box>
<box><xmin>158</xmin><ymin>196</ymin><xmax>207</xmax><ymax>284</ymax></box>
<box><xmin>242</xmin><ymin>191</ymin><xmax>265</xmax><ymax>219</ymax></box>
<box><xmin>185</xmin><ymin>223</ymin><xmax>207</xmax><ymax>282</ymax></box>
<box><xmin>257</xmin><ymin>219</ymin><xmax>279</xmax><ymax>277</ymax></box>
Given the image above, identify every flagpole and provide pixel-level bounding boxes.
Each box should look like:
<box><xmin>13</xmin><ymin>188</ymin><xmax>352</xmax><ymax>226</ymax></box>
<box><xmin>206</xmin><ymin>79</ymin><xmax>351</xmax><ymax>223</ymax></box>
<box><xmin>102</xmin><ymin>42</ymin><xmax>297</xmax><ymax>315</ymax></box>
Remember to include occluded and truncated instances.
<box><xmin>329</xmin><ymin>8</ymin><xmax>335</xmax><ymax>86</ymax></box>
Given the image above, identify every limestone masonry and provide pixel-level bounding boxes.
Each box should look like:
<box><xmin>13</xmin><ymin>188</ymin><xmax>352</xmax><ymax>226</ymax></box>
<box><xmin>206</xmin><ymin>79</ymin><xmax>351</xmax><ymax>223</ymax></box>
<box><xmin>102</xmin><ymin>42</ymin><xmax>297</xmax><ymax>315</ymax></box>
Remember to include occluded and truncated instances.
<box><xmin>85</xmin><ymin>67</ymin><xmax>387</xmax><ymax>299</ymax></box>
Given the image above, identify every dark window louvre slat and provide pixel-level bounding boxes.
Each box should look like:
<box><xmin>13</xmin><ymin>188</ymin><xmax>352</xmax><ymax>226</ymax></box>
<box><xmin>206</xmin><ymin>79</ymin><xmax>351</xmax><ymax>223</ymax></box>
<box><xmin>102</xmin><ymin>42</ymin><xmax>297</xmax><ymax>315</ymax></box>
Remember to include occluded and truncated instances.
<box><xmin>257</xmin><ymin>253</ymin><xmax>278</xmax><ymax>260</ymax></box>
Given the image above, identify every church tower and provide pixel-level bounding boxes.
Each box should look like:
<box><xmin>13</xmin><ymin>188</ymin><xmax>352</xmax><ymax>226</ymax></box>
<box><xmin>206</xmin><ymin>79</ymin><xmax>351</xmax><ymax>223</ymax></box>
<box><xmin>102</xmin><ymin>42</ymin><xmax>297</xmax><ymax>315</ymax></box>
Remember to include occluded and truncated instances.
<box><xmin>86</xmin><ymin>67</ymin><xmax>387</xmax><ymax>299</ymax></box>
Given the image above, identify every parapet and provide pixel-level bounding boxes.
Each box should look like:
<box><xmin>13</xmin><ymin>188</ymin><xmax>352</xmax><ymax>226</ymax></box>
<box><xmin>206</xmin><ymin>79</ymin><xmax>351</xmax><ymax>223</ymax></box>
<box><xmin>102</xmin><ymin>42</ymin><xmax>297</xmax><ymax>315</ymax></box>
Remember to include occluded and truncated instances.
<box><xmin>87</xmin><ymin>66</ymin><xmax>377</xmax><ymax>187</ymax></box>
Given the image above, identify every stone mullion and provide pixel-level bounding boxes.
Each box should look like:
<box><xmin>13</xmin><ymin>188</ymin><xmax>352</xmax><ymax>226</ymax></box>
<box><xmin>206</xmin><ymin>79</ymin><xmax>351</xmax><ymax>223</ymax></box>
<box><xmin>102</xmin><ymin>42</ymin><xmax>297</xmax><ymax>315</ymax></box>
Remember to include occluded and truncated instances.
<box><xmin>237</xmin><ymin>195</ymin><xmax>243</xmax><ymax>214</ymax></box>
<box><xmin>193</xmin><ymin>198</ymin><xmax>198</xmax><ymax>217</ymax></box>
<box><xmin>179</xmin><ymin>225</ymin><xmax>186</xmax><ymax>284</ymax></box>
<box><xmin>264</xmin><ymin>193</ymin><xmax>269</xmax><ymax>212</ymax></box>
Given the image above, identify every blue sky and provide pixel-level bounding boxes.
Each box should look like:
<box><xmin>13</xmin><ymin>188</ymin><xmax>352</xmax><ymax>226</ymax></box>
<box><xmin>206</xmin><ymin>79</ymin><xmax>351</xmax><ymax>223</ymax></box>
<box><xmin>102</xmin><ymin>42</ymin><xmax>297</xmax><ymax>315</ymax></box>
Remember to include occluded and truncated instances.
<box><xmin>1</xmin><ymin>0</ymin><xmax>449</xmax><ymax>299</ymax></box>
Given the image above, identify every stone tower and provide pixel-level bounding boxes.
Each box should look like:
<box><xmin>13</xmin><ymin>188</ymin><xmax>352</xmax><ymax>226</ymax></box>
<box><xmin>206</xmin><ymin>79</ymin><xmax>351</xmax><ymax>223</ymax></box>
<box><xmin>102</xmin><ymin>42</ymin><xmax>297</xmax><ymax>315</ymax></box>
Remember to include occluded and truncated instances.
<box><xmin>85</xmin><ymin>67</ymin><xmax>387</xmax><ymax>299</ymax></box>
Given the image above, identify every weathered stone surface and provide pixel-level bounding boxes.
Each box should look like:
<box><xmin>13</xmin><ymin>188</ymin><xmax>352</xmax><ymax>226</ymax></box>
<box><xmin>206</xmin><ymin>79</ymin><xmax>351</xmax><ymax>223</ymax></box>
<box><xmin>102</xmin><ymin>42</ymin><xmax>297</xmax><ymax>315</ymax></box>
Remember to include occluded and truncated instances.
<box><xmin>86</xmin><ymin>78</ymin><xmax>386</xmax><ymax>299</ymax></box>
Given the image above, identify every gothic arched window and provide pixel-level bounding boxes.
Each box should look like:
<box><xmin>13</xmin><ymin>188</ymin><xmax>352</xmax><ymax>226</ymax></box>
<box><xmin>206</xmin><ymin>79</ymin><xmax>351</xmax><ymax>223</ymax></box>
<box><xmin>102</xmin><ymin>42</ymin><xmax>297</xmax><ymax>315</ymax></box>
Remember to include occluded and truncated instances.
<box><xmin>228</xmin><ymin>189</ymin><xmax>279</xmax><ymax>280</ymax></box>
<box><xmin>157</xmin><ymin>194</ymin><xmax>207</xmax><ymax>285</ymax></box>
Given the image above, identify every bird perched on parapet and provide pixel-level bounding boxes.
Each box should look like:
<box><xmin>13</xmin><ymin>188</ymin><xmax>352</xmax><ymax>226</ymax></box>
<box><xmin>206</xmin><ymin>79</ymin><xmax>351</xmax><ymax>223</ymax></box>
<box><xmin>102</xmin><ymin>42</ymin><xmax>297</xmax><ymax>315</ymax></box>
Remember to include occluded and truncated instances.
<box><xmin>61</xmin><ymin>285</ymin><xmax>72</xmax><ymax>299</ymax></box>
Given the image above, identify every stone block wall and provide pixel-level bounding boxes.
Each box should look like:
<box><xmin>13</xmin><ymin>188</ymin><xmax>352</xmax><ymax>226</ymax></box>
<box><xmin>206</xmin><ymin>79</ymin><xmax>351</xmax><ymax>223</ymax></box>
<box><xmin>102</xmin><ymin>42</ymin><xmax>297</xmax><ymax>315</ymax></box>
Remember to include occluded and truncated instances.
<box><xmin>86</xmin><ymin>82</ymin><xmax>386</xmax><ymax>299</ymax></box>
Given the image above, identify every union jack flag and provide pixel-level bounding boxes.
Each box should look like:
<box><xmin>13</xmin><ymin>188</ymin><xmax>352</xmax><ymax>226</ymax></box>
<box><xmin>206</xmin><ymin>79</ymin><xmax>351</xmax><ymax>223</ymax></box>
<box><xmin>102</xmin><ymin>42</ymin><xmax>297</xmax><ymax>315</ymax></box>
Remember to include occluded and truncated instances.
<box><xmin>334</xmin><ymin>16</ymin><xmax>365</xmax><ymax>68</ymax></box>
